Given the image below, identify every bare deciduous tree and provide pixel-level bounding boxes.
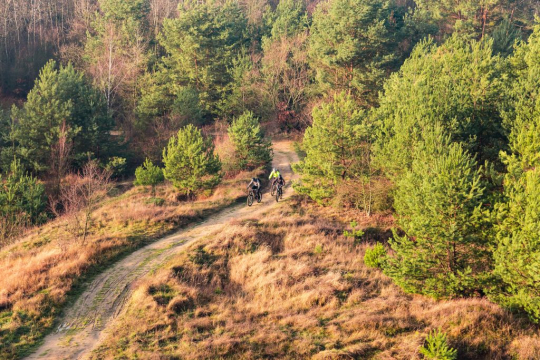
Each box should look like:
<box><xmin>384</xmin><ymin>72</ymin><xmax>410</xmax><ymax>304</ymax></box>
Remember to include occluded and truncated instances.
<box><xmin>59</xmin><ymin>160</ymin><xmax>112</xmax><ymax>243</ymax></box>
<box><xmin>86</xmin><ymin>20</ymin><xmax>148</xmax><ymax>112</ymax></box>
<box><xmin>262</xmin><ymin>32</ymin><xmax>311</xmax><ymax>129</ymax></box>
<box><xmin>49</xmin><ymin>119</ymin><xmax>73</xmax><ymax>194</ymax></box>
<box><xmin>0</xmin><ymin>214</ymin><xmax>29</xmax><ymax>248</ymax></box>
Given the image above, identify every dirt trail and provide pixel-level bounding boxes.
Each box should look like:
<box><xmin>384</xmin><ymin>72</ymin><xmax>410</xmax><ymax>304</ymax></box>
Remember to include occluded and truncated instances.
<box><xmin>26</xmin><ymin>141</ymin><xmax>298</xmax><ymax>360</ymax></box>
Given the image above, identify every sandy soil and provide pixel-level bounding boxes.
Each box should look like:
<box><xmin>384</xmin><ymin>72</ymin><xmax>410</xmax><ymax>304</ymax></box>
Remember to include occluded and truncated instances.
<box><xmin>25</xmin><ymin>141</ymin><xmax>298</xmax><ymax>360</ymax></box>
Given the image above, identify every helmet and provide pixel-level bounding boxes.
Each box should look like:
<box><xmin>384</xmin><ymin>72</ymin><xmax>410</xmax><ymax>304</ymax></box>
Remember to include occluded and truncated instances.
<box><xmin>252</xmin><ymin>177</ymin><xmax>257</xmax><ymax>181</ymax></box>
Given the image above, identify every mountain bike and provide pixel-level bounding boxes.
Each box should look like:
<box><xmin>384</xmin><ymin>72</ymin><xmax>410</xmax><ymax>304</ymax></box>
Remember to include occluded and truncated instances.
<box><xmin>247</xmin><ymin>188</ymin><xmax>262</xmax><ymax>206</ymax></box>
<box><xmin>271</xmin><ymin>182</ymin><xmax>277</xmax><ymax>196</ymax></box>
<box><xmin>256</xmin><ymin>188</ymin><xmax>262</xmax><ymax>203</ymax></box>
<box><xmin>275</xmin><ymin>183</ymin><xmax>283</xmax><ymax>202</ymax></box>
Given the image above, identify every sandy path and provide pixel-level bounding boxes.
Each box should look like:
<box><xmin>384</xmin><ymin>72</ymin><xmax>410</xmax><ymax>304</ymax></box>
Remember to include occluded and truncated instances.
<box><xmin>25</xmin><ymin>141</ymin><xmax>298</xmax><ymax>360</ymax></box>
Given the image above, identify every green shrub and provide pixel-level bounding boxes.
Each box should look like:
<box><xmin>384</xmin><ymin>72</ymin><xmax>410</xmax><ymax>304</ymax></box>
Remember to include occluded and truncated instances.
<box><xmin>364</xmin><ymin>243</ymin><xmax>387</xmax><ymax>269</ymax></box>
<box><xmin>384</xmin><ymin>129</ymin><xmax>491</xmax><ymax>298</ymax></box>
<box><xmin>105</xmin><ymin>157</ymin><xmax>127</xmax><ymax>179</ymax></box>
<box><xmin>134</xmin><ymin>158</ymin><xmax>164</xmax><ymax>197</ymax></box>
<box><xmin>189</xmin><ymin>246</ymin><xmax>216</xmax><ymax>266</ymax></box>
<box><xmin>0</xmin><ymin>159</ymin><xmax>47</xmax><ymax>245</ymax></box>
<box><xmin>334</xmin><ymin>178</ymin><xmax>393</xmax><ymax>214</ymax></box>
<box><xmin>420</xmin><ymin>329</ymin><xmax>457</xmax><ymax>360</ymax></box>
<box><xmin>228</xmin><ymin>111</ymin><xmax>272</xmax><ymax>170</ymax></box>
<box><xmin>163</xmin><ymin>125</ymin><xmax>222</xmax><ymax>198</ymax></box>
<box><xmin>294</xmin><ymin>92</ymin><xmax>373</xmax><ymax>208</ymax></box>
<box><xmin>492</xmin><ymin>25</ymin><xmax>540</xmax><ymax>322</ymax></box>
<box><xmin>343</xmin><ymin>221</ymin><xmax>364</xmax><ymax>243</ymax></box>
<box><xmin>145</xmin><ymin>197</ymin><xmax>165</xmax><ymax>206</ymax></box>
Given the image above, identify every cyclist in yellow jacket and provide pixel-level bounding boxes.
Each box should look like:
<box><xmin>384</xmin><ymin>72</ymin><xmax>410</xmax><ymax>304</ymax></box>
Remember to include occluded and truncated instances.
<box><xmin>269</xmin><ymin>168</ymin><xmax>281</xmax><ymax>189</ymax></box>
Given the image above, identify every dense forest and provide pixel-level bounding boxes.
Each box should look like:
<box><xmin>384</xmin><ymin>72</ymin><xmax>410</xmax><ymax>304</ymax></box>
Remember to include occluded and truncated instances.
<box><xmin>4</xmin><ymin>0</ymin><xmax>540</xmax><ymax>353</ymax></box>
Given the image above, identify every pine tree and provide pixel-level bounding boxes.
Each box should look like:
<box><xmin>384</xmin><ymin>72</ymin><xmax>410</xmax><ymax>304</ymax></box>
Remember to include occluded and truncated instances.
<box><xmin>294</xmin><ymin>92</ymin><xmax>371</xmax><ymax>205</ymax></box>
<box><xmin>159</xmin><ymin>1</ymin><xmax>248</xmax><ymax>116</ymax></box>
<box><xmin>228</xmin><ymin>111</ymin><xmax>272</xmax><ymax>170</ymax></box>
<box><xmin>493</xmin><ymin>24</ymin><xmax>540</xmax><ymax>321</ymax></box>
<box><xmin>308</xmin><ymin>0</ymin><xmax>407</xmax><ymax>107</ymax></box>
<box><xmin>0</xmin><ymin>110</ymin><xmax>11</xmax><ymax>172</ymax></box>
<box><xmin>99</xmin><ymin>0</ymin><xmax>150</xmax><ymax>22</ymax></box>
<box><xmin>0</xmin><ymin>158</ymin><xmax>47</xmax><ymax>239</ymax></box>
<box><xmin>170</xmin><ymin>88</ymin><xmax>204</xmax><ymax>128</ymax></box>
<box><xmin>384</xmin><ymin>127</ymin><xmax>490</xmax><ymax>298</ymax></box>
<box><xmin>10</xmin><ymin>60</ymin><xmax>73</xmax><ymax>174</ymax></box>
<box><xmin>491</xmin><ymin>17</ymin><xmax>522</xmax><ymax>57</ymax></box>
<box><xmin>221</xmin><ymin>51</ymin><xmax>270</xmax><ymax>120</ymax></box>
<box><xmin>265</xmin><ymin>0</ymin><xmax>308</xmax><ymax>39</ymax></box>
<box><xmin>162</xmin><ymin>125</ymin><xmax>222</xmax><ymax>197</ymax></box>
<box><xmin>10</xmin><ymin>60</ymin><xmax>113</xmax><ymax>174</ymax></box>
<box><xmin>413</xmin><ymin>0</ymin><xmax>534</xmax><ymax>39</ymax></box>
<box><xmin>134</xmin><ymin>158</ymin><xmax>164</xmax><ymax>197</ymax></box>
<box><xmin>375</xmin><ymin>35</ymin><xmax>508</xmax><ymax>178</ymax></box>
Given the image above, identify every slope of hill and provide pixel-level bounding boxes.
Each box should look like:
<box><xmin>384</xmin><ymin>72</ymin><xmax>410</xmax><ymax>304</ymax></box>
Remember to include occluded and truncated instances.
<box><xmin>17</xmin><ymin>142</ymin><xmax>295</xmax><ymax>360</ymax></box>
<box><xmin>88</xmin><ymin>197</ymin><xmax>540</xmax><ymax>360</ymax></box>
<box><xmin>0</xmin><ymin>165</ymin><xmax>265</xmax><ymax>360</ymax></box>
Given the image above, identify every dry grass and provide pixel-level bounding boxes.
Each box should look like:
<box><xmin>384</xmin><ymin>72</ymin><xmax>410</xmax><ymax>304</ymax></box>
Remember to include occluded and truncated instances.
<box><xmin>0</xmin><ymin>168</ymin><xmax>263</xmax><ymax>359</ymax></box>
<box><xmin>91</xmin><ymin>197</ymin><xmax>539</xmax><ymax>360</ymax></box>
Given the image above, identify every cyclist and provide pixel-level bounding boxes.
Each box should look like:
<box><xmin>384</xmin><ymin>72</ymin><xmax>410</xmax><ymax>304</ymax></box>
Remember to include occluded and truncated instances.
<box><xmin>247</xmin><ymin>177</ymin><xmax>261</xmax><ymax>198</ymax></box>
<box><xmin>269</xmin><ymin>168</ymin><xmax>281</xmax><ymax>189</ymax></box>
<box><xmin>276</xmin><ymin>174</ymin><xmax>285</xmax><ymax>189</ymax></box>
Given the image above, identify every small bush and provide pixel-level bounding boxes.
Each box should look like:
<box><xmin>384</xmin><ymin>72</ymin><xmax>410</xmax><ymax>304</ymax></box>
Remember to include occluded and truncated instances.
<box><xmin>134</xmin><ymin>158</ymin><xmax>164</xmax><ymax>197</ymax></box>
<box><xmin>364</xmin><ymin>243</ymin><xmax>387</xmax><ymax>269</ymax></box>
<box><xmin>343</xmin><ymin>221</ymin><xmax>364</xmax><ymax>243</ymax></box>
<box><xmin>105</xmin><ymin>157</ymin><xmax>127</xmax><ymax>179</ymax></box>
<box><xmin>420</xmin><ymin>329</ymin><xmax>457</xmax><ymax>360</ymax></box>
<box><xmin>189</xmin><ymin>246</ymin><xmax>216</xmax><ymax>266</ymax></box>
<box><xmin>0</xmin><ymin>159</ymin><xmax>47</xmax><ymax>246</ymax></box>
<box><xmin>167</xmin><ymin>295</ymin><xmax>195</xmax><ymax>314</ymax></box>
<box><xmin>145</xmin><ymin>197</ymin><xmax>165</xmax><ymax>206</ymax></box>
<box><xmin>334</xmin><ymin>177</ymin><xmax>393</xmax><ymax>214</ymax></box>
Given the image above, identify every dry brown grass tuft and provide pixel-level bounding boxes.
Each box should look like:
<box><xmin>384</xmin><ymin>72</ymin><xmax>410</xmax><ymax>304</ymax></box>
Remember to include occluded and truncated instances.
<box><xmin>0</xmin><ymin>170</ymin><xmax>263</xmax><ymax>359</ymax></box>
<box><xmin>91</xmin><ymin>197</ymin><xmax>540</xmax><ymax>360</ymax></box>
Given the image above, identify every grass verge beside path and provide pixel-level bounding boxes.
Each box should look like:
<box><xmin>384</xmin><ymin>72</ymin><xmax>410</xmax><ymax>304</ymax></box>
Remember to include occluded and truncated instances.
<box><xmin>91</xmin><ymin>196</ymin><xmax>540</xmax><ymax>360</ymax></box>
<box><xmin>0</xmin><ymin>168</ymin><xmax>263</xmax><ymax>360</ymax></box>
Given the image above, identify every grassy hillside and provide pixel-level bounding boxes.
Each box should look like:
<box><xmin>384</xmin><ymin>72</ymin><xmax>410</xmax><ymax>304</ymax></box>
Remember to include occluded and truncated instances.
<box><xmin>90</xmin><ymin>197</ymin><xmax>540</xmax><ymax>360</ymax></box>
<box><xmin>0</xmin><ymin>169</ymin><xmax>263</xmax><ymax>359</ymax></box>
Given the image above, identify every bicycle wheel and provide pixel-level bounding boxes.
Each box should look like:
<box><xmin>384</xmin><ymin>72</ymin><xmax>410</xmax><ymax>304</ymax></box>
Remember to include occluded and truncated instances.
<box><xmin>247</xmin><ymin>192</ymin><xmax>254</xmax><ymax>206</ymax></box>
<box><xmin>271</xmin><ymin>183</ymin><xmax>276</xmax><ymax>196</ymax></box>
<box><xmin>275</xmin><ymin>187</ymin><xmax>280</xmax><ymax>202</ymax></box>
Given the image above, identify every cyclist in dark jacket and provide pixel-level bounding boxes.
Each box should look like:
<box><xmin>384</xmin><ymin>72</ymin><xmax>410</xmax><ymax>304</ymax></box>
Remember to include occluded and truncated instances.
<box><xmin>247</xmin><ymin>177</ymin><xmax>261</xmax><ymax>198</ymax></box>
<box><xmin>276</xmin><ymin>174</ymin><xmax>285</xmax><ymax>188</ymax></box>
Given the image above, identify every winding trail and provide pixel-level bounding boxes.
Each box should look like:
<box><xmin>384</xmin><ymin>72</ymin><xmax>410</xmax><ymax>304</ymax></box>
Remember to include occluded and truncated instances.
<box><xmin>26</xmin><ymin>141</ymin><xmax>298</xmax><ymax>360</ymax></box>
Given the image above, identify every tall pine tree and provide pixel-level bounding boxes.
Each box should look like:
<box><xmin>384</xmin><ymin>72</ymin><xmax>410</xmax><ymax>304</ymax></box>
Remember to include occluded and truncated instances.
<box><xmin>375</xmin><ymin>35</ymin><xmax>508</xmax><ymax>178</ymax></box>
<box><xmin>159</xmin><ymin>1</ymin><xmax>248</xmax><ymax>116</ymax></box>
<box><xmin>294</xmin><ymin>92</ymin><xmax>372</xmax><ymax>205</ymax></box>
<box><xmin>493</xmin><ymin>24</ymin><xmax>540</xmax><ymax>322</ymax></box>
<box><xmin>162</xmin><ymin>124</ymin><xmax>222</xmax><ymax>197</ymax></box>
<box><xmin>308</xmin><ymin>0</ymin><xmax>408</xmax><ymax>107</ymax></box>
<box><xmin>228</xmin><ymin>111</ymin><xmax>272</xmax><ymax>170</ymax></box>
<box><xmin>10</xmin><ymin>60</ymin><xmax>113</xmax><ymax>175</ymax></box>
<box><xmin>384</xmin><ymin>127</ymin><xmax>491</xmax><ymax>298</ymax></box>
